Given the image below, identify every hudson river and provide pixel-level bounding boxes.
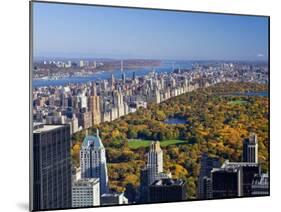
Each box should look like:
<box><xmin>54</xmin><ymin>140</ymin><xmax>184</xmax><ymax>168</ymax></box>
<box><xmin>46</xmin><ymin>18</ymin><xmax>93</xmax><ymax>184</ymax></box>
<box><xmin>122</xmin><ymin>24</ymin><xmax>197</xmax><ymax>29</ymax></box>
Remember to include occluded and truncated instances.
<box><xmin>32</xmin><ymin>61</ymin><xmax>192</xmax><ymax>88</ymax></box>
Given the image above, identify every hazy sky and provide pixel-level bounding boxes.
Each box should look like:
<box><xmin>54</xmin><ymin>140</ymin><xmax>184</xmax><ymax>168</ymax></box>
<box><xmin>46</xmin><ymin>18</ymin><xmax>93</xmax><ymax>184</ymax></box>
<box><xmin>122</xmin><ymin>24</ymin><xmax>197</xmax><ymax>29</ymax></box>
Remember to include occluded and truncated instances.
<box><xmin>33</xmin><ymin>2</ymin><xmax>268</xmax><ymax>60</ymax></box>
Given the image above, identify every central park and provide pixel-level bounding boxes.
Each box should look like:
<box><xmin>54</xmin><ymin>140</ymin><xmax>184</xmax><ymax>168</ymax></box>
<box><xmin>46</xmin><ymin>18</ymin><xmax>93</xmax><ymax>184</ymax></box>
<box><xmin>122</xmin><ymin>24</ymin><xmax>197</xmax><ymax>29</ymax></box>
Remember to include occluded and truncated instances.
<box><xmin>71</xmin><ymin>82</ymin><xmax>269</xmax><ymax>200</ymax></box>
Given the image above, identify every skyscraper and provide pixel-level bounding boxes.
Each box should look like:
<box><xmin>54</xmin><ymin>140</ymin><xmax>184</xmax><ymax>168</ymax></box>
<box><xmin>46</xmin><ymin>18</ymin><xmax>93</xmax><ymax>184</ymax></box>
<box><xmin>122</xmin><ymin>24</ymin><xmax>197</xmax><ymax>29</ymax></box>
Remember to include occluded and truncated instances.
<box><xmin>139</xmin><ymin>141</ymin><xmax>172</xmax><ymax>203</ymax></box>
<box><xmin>211</xmin><ymin>166</ymin><xmax>240</xmax><ymax>198</ymax></box>
<box><xmin>197</xmin><ymin>153</ymin><xmax>221</xmax><ymax>199</ymax></box>
<box><xmin>89</xmin><ymin>95</ymin><xmax>101</xmax><ymax>125</ymax></box>
<box><xmin>32</xmin><ymin>124</ymin><xmax>72</xmax><ymax>210</ymax></box>
<box><xmin>243</xmin><ymin>133</ymin><xmax>258</xmax><ymax>163</ymax></box>
<box><xmin>111</xmin><ymin>74</ymin><xmax>115</xmax><ymax>90</ymax></box>
<box><xmin>80</xmin><ymin>129</ymin><xmax>109</xmax><ymax>195</ymax></box>
<box><xmin>113</xmin><ymin>91</ymin><xmax>125</xmax><ymax>118</ymax></box>
<box><xmin>139</xmin><ymin>168</ymin><xmax>149</xmax><ymax>203</ymax></box>
<box><xmin>77</xmin><ymin>111</ymin><xmax>92</xmax><ymax>129</ymax></box>
<box><xmin>122</xmin><ymin>72</ymin><xmax>126</xmax><ymax>84</ymax></box>
<box><xmin>147</xmin><ymin>141</ymin><xmax>163</xmax><ymax>185</ymax></box>
<box><xmin>211</xmin><ymin>160</ymin><xmax>260</xmax><ymax>198</ymax></box>
<box><xmin>72</xmin><ymin>178</ymin><xmax>100</xmax><ymax>207</ymax></box>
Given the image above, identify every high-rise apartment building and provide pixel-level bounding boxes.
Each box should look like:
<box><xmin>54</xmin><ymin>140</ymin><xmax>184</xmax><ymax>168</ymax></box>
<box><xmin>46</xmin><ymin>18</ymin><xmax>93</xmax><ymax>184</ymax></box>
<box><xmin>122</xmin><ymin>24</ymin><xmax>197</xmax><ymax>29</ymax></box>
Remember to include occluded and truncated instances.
<box><xmin>77</xmin><ymin>111</ymin><xmax>92</xmax><ymax>129</ymax></box>
<box><xmin>113</xmin><ymin>91</ymin><xmax>125</xmax><ymax>117</ymax></box>
<box><xmin>80</xmin><ymin>130</ymin><xmax>109</xmax><ymax>195</ymax></box>
<box><xmin>147</xmin><ymin>141</ymin><xmax>163</xmax><ymax>185</ymax></box>
<box><xmin>139</xmin><ymin>141</ymin><xmax>172</xmax><ymax>203</ymax></box>
<box><xmin>243</xmin><ymin>133</ymin><xmax>258</xmax><ymax>163</ymax></box>
<box><xmin>89</xmin><ymin>95</ymin><xmax>101</xmax><ymax>125</ymax></box>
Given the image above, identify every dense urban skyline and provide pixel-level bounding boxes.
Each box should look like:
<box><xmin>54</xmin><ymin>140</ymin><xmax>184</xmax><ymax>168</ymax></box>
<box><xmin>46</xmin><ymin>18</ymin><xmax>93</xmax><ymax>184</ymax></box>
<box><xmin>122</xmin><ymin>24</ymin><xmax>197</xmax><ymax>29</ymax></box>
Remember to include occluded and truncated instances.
<box><xmin>33</xmin><ymin>2</ymin><xmax>268</xmax><ymax>61</ymax></box>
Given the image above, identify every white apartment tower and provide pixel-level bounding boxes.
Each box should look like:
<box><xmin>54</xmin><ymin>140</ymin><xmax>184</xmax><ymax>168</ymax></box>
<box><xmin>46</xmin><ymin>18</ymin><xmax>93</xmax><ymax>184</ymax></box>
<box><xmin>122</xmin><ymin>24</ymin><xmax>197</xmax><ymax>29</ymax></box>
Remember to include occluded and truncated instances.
<box><xmin>80</xmin><ymin>129</ymin><xmax>109</xmax><ymax>195</ymax></box>
<box><xmin>147</xmin><ymin>141</ymin><xmax>163</xmax><ymax>185</ymax></box>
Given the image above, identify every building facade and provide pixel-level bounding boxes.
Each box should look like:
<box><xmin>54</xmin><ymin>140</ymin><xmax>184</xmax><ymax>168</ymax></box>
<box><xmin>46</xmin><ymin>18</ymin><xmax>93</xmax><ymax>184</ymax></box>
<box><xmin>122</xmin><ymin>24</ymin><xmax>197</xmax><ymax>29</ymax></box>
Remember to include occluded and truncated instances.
<box><xmin>148</xmin><ymin>179</ymin><xmax>187</xmax><ymax>203</ymax></box>
<box><xmin>139</xmin><ymin>141</ymin><xmax>172</xmax><ymax>203</ymax></box>
<box><xmin>72</xmin><ymin>178</ymin><xmax>100</xmax><ymax>207</ymax></box>
<box><xmin>89</xmin><ymin>95</ymin><xmax>101</xmax><ymax>125</ymax></box>
<box><xmin>197</xmin><ymin>153</ymin><xmax>221</xmax><ymax>199</ymax></box>
<box><xmin>32</xmin><ymin>124</ymin><xmax>72</xmax><ymax>210</ymax></box>
<box><xmin>211</xmin><ymin>161</ymin><xmax>260</xmax><ymax>198</ymax></box>
<box><xmin>243</xmin><ymin>133</ymin><xmax>258</xmax><ymax>163</ymax></box>
<box><xmin>251</xmin><ymin>173</ymin><xmax>269</xmax><ymax>196</ymax></box>
<box><xmin>147</xmin><ymin>141</ymin><xmax>163</xmax><ymax>185</ymax></box>
<box><xmin>80</xmin><ymin>130</ymin><xmax>109</xmax><ymax>195</ymax></box>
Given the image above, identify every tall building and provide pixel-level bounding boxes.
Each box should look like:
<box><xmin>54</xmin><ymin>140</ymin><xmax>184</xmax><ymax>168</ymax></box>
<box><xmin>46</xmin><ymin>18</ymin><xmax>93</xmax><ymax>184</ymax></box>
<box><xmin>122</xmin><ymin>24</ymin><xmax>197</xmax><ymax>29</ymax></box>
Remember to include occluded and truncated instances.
<box><xmin>139</xmin><ymin>168</ymin><xmax>149</xmax><ymax>203</ymax></box>
<box><xmin>211</xmin><ymin>167</ymin><xmax>240</xmax><ymax>198</ymax></box>
<box><xmin>80</xmin><ymin>130</ymin><xmax>109</xmax><ymax>195</ymax></box>
<box><xmin>78</xmin><ymin>94</ymin><xmax>88</xmax><ymax>110</ymax></box>
<box><xmin>70</xmin><ymin>114</ymin><xmax>79</xmax><ymax>134</ymax></box>
<box><xmin>243</xmin><ymin>133</ymin><xmax>258</xmax><ymax>163</ymax></box>
<box><xmin>147</xmin><ymin>141</ymin><xmax>163</xmax><ymax>185</ymax></box>
<box><xmin>197</xmin><ymin>153</ymin><xmax>221</xmax><ymax>199</ymax></box>
<box><xmin>122</xmin><ymin>72</ymin><xmax>126</xmax><ymax>84</ymax></box>
<box><xmin>72</xmin><ymin>178</ymin><xmax>100</xmax><ymax>207</ymax></box>
<box><xmin>139</xmin><ymin>141</ymin><xmax>172</xmax><ymax>203</ymax></box>
<box><xmin>153</xmin><ymin>90</ymin><xmax>161</xmax><ymax>104</ymax></box>
<box><xmin>77</xmin><ymin>111</ymin><xmax>92</xmax><ymax>129</ymax></box>
<box><xmin>148</xmin><ymin>179</ymin><xmax>187</xmax><ymax>203</ymax></box>
<box><xmin>89</xmin><ymin>95</ymin><xmax>101</xmax><ymax>125</ymax></box>
<box><xmin>113</xmin><ymin>91</ymin><xmax>125</xmax><ymax>117</ymax></box>
<box><xmin>111</xmin><ymin>74</ymin><xmax>115</xmax><ymax>90</ymax></box>
<box><xmin>211</xmin><ymin>161</ymin><xmax>260</xmax><ymax>198</ymax></box>
<box><xmin>32</xmin><ymin>124</ymin><xmax>72</xmax><ymax>210</ymax></box>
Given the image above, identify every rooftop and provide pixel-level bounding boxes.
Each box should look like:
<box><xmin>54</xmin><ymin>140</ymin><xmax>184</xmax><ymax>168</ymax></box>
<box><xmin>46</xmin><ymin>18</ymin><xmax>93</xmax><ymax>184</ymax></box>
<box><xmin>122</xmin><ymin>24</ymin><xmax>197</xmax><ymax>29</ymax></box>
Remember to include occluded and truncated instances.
<box><xmin>252</xmin><ymin>173</ymin><xmax>269</xmax><ymax>185</ymax></box>
<box><xmin>150</xmin><ymin>141</ymin><xmax>162</xmax><ymax>152</ymax></box>
<box><xmin>101</xmin><ymin>192</ymin><xmax>124</xmax><ymax>198</ymax></box>
<box><xmin>33</xmin><ymin>124</ymin><xmax>65</xmax><ymax>133</ymax></box>
<box><xmin>82</xmin><ymin>129</ymin><xmax>104</xmax><ymax>149</ymax></box>
<box><xmin>151</xmin><ymin>178</ymin><xmax>184</xmax><ymax>186</ymax></box>
<box><xmin>222</xmin><ymin>160</ymin><xmax>259</xmax><ymax>168</ymax></box>
<box><xmin>73</xmin><ymin>178</ymin><xmax>99</xmax><ymax>186</ymax></box>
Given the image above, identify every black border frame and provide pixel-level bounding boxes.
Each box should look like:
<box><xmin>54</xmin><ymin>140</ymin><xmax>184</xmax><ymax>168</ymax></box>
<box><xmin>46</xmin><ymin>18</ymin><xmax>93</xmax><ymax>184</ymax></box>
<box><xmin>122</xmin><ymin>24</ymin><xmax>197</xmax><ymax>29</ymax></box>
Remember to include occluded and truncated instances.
<box><xmin>29</xmin><ymin>1</ymin><xmax>270</xmax><ymax>211</ymax></box>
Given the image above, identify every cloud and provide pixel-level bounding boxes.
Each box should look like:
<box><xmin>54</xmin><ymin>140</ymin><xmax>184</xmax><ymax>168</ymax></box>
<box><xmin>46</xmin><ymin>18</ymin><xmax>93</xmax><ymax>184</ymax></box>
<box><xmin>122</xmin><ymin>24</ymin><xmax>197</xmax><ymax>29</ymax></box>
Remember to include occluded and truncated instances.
<box><xmin>257</xmin><ymin>54</ymin><xmax>264</xmax><ymax>57</ymax></box>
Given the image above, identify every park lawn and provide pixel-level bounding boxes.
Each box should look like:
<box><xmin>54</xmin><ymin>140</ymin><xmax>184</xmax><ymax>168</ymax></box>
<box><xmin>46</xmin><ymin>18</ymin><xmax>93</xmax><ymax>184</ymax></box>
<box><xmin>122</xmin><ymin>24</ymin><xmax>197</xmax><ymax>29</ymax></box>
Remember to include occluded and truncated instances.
<box><xmin>228</xmin><ymin>100</ymin><xmax>248</xmax><ymax>105</ymax></box>
<box><xmin>128</xmin><ymin>139</ymin><xmax>187</xmax><ymax>149</ymax></box>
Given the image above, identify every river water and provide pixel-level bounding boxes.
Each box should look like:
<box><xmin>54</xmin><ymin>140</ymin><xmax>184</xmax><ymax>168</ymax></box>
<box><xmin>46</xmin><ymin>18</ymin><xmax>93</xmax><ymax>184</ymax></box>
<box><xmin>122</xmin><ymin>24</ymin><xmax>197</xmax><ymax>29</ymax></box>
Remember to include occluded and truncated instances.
<box><xmin>32</xmin><ymin>60</ymin><xmax>193</xmax><ymax>88</ymax></box>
